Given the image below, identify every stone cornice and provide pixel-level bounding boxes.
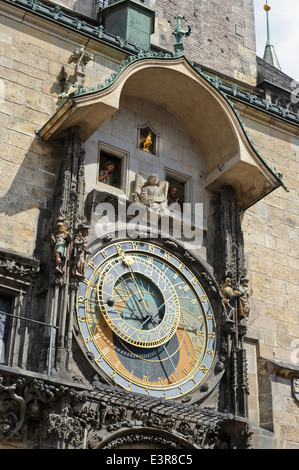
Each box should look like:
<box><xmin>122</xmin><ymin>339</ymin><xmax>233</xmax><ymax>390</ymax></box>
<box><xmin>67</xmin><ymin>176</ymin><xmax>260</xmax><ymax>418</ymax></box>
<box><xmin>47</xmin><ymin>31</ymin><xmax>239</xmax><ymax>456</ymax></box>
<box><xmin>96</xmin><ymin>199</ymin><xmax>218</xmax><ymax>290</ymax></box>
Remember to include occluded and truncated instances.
<box><xmin>90</xmin><ymin>382</ymin><xmax>236</xmax><ymax>431</ymax></box>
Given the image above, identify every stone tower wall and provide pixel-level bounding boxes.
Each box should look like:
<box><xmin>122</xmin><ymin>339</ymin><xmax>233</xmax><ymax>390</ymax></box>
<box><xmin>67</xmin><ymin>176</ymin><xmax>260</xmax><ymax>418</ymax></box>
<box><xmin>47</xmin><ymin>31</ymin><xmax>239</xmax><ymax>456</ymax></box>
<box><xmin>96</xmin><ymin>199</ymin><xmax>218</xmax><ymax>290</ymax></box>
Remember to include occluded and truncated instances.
<box><xmin>242</xmin><ymin>115</ymin><xmax>299</xmax><ymax>449</ymax></box>
<box><xmin>149</xmin><ymin>0</ymin><xmax>257</xmax><ymax>85</ymax></box>
<box><xmin>29</xmin><ymin>0</ymin><xmax>258</xmax><ymax>85</ymax></box>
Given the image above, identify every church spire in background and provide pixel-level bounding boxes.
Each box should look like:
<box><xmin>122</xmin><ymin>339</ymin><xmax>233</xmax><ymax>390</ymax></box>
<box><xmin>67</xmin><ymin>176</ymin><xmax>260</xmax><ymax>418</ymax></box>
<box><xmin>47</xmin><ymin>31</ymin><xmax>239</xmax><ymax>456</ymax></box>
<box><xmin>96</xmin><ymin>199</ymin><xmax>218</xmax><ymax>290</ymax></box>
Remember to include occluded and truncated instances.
<box><xmin>263</xmin><ymin>1</ymin><xmax>282</xmax><ymax>70</ymax></box>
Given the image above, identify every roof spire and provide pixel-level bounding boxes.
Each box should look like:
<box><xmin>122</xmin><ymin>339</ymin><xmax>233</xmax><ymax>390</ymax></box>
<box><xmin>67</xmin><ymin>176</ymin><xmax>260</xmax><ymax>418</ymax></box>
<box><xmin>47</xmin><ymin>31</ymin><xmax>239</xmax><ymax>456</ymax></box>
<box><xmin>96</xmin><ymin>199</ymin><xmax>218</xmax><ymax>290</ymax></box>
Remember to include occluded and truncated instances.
<box><xmin>169</xmin><ymin>15</ymin><xmax>191</xmax><ymax>57</ymax></box>
<box><xmin>263</xmin><ymin>1</ymin><xmax>282</xmax><ymax>70</ymax></box>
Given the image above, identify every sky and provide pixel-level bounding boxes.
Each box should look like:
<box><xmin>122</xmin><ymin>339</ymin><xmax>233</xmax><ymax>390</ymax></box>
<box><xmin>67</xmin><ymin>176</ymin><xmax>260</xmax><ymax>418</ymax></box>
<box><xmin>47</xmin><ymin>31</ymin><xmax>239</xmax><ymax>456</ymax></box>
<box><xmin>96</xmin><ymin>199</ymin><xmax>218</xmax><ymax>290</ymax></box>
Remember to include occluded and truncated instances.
<box><xmin>254</xmin><ymin>0</ymin><xmax>299</xmax><ymax>79</ymax></box>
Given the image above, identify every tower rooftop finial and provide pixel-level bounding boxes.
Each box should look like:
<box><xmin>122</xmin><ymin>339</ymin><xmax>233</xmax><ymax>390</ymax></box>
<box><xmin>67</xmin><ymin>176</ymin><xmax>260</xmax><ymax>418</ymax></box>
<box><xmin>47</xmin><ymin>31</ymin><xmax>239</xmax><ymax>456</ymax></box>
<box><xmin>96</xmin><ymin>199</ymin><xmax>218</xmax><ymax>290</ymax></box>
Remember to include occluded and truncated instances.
<box><xmin>263</xmin><ymin>1</ymin><xmax>282</xmax><ymax>70</ymax></box>
<box><xmin>169</xmin><ymin>14</ymin><xmax>191</xmax><ymax>56</ymax></box>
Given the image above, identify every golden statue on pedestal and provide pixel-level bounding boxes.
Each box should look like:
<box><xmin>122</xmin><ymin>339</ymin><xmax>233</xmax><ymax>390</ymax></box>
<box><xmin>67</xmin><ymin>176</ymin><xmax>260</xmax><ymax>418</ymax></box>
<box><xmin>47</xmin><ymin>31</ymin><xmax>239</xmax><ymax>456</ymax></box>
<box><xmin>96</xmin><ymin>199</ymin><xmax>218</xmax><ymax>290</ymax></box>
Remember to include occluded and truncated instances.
<box><xmin>140</xmin><ymin>131</ymin><xmax>153</xmax><ymax>152</ymax></box>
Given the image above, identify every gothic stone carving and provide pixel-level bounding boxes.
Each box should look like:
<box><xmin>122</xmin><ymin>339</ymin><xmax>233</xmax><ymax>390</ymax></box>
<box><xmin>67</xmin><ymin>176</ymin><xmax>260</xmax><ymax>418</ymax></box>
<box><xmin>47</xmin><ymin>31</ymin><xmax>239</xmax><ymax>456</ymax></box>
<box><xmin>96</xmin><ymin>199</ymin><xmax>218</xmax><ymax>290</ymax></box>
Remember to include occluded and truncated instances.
<box><xmin>0</xmin><ymin>372</ymin><xmax>252</xmax><ymax>449</ymax></box>
<box><xmin>133</xmin><ymin>173</ymin><xmax>169</xmax><ymax>213</ymax></box>
<box><xmin>0</xmin><ymin>250</ymin><xmax>40</xmax><ymax>282</ymax></box>
<box><xmin>0</xmin><ymin>374</ymin><xmax>87</xmax><ymax>447</ymax></box>
<box><xmin>52</xmin><ymin>128</ymin><xmax>86</xmax><ymax>232</ymax></box>
<box><xmin>214</xmin><ymin>185</ymin><xmax>245</xmax><ymax>288</ymax></box>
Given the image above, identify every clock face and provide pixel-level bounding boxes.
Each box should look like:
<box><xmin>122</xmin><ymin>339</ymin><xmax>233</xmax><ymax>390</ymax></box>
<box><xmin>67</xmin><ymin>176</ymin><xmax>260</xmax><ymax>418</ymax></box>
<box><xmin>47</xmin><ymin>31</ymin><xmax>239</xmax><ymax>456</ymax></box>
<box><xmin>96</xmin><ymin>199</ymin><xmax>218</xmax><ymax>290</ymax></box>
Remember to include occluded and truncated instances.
<box><xmin>76</xmin><ymin>240</ymin><xmax>217</xmax><ymax>400</ymax></box>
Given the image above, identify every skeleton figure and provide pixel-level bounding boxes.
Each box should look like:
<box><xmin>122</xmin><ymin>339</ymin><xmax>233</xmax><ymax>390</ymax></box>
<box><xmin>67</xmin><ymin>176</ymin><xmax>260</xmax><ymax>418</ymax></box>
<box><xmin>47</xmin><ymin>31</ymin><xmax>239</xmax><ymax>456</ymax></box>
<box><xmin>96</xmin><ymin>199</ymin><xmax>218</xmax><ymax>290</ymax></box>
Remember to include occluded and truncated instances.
<box><xmin>221</xmin><ymin>277</ymin><xmax>240</xmax><ymax>320</ymax></box>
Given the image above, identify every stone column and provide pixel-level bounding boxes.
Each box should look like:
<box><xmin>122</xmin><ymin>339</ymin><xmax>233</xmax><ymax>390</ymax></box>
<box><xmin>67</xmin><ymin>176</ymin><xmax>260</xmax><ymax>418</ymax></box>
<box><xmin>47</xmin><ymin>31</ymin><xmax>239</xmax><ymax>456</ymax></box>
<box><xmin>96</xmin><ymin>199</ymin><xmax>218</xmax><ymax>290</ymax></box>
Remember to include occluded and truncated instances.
<box><xmin>42</xmin><ymin>128</ymin><xmax>87</xmax><ymax>377</ymax></box>
<box><xmin>213</xmin><ymin>185</ymin><xmax>249</xmax><ymax>418</ymax></box>
<box><xmin>213</xmin><ymin>185</ymin><xmax>245</xmax><ymax>287</ymax></box>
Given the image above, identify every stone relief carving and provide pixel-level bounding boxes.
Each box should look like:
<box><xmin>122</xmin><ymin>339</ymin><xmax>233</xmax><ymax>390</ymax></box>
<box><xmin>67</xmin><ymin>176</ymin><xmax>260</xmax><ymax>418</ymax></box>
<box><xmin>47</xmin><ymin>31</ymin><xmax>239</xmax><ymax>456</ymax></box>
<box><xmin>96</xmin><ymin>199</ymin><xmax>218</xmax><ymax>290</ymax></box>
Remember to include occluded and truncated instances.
<box><xmin>0</xmin><ymin>376</ymin><xmax>85</xmax><ymax>444</ymax></box>
<box><xmin>0</xmin><ymin>251</ymin><xmax>40</xmax><ymax>281</ymax></box>
<box><xmin>236</xmin><ymin>277</ymin><xmax>251</xmax><ymax>322</ymax></box>
<box><xmin>213</xmin><ymin>186</ymin><xmax>245</xmax><ymax>288</ymax></box>
<box><xmin>0</xmin><ymin>373</ymin><xmax>252</xmax><ymax>449</ymax></box>
<box><xmin>133</xmin><ymin>173</ymin><xmax>169</xmax><ymax>214</ymax></box>
<box><xmin>101</xmin><ymin>433</ymin><xmax>180</xmax><ymax>449</ymax></box>
<box><xmin>38</xmin><ymin>405</ymin><xmax>86</xmax><ymax>448</ymax></box>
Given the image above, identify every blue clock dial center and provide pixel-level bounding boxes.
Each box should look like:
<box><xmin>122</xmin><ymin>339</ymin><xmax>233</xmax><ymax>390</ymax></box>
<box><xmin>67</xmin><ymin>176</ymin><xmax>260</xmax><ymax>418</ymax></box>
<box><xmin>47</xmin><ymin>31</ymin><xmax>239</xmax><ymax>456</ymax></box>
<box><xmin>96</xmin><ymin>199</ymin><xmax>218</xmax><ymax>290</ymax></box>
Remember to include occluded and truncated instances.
<box><xmin>114</xmin><ymin>273</ymin><xmax>165</xmax><ymax>331</ymax></box>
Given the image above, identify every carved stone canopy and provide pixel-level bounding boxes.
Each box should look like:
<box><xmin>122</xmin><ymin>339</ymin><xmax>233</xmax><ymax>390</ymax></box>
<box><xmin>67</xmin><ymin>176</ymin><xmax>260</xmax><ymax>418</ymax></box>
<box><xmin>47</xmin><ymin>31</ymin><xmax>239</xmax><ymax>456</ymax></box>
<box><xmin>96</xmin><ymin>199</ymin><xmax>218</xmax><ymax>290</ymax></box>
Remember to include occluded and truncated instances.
<box><xmin>37</xmin><ymin>55</ymin><xmax>282</xmax><ymax>210</ymax></box>
<box><xmin>0</xmin><ymin>250</ymin><xmax>40</xmax><ymax>287</ymax></box>
<box><xmin>0</xmin><ymin>372</ymin><xmax>251</xmax><ymax>449</ymax></box>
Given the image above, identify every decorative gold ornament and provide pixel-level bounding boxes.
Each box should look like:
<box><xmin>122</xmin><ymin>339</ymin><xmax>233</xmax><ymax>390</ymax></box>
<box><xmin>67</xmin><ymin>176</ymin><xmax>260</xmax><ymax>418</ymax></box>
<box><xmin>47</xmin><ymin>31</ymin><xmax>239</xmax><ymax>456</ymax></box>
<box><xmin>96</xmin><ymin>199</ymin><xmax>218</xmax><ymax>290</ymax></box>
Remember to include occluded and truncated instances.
<box><xmin>264</xmin><ymin>3</ymin><xmax>271</xmax><ymax>11</ymax></box>
<box><xmin>140</xmin><ymin>131</ymin><xmax>152</xmax><ymax>152</ymax></box>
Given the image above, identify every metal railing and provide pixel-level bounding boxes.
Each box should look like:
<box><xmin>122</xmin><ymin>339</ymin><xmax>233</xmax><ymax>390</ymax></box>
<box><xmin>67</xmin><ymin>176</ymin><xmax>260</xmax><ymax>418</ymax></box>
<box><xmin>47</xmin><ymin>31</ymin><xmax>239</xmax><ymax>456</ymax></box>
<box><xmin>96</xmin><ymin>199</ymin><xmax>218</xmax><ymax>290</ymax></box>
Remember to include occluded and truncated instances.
<box><xmin>0</xmin><ymin>310</ymin><xmax>59</xmax><ymax>377</ymax></box>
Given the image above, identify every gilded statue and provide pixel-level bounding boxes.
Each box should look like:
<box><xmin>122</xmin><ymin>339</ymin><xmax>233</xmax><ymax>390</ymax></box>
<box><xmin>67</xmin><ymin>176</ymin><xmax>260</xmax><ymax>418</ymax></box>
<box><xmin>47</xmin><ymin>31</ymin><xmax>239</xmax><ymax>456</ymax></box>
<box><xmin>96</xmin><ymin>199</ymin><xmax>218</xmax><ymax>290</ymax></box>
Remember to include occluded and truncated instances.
<box><xmin>140</xmin><ymin>131</ymin><xmax>153</xmax><ymax>153</ymax></box>
<box><xmin>220</xmin><ymin>278</ymin><xmax>239</xmax><ymax>320</ymax></box>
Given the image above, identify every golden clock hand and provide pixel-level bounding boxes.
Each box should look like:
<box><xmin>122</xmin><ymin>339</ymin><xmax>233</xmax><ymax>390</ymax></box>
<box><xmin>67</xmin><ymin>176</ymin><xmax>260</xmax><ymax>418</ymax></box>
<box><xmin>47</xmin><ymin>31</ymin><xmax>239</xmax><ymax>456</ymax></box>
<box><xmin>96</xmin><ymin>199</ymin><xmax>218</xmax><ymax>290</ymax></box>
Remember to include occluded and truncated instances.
<box><xmin>127</xmin><ymin>270</ymin><xmax>149</xmax><ymax>313</ymax></box>
<box><xmin>117</xmin><ymin>246</ymin><xmax>134</xmax><ymax>267</ymax></box>
<box><xmin>82</xmin><ymin>298</ymin><xmax>98</xmax><ymax>305</ymax></box>
<box><xmin>179</xmin><ymin>313</ymin><xmax>194</xmax><ymax>326</ymax></box>
<box><xmin>116</xmin><ymin>247</ymin><xmax>149</xmax><ymax>313</ymax></box>
<box><xmin>118</xmin><ymin>275</ymin><xmax>146</xmax><ymax>307</ymax></box>
<box><xmin>115</xmin><ymin>274</ymin><xmax>149</xmax><ymax>322</ymax></box>
<box><xmin>179</xmin><ymin>314</ymin><xmax>204</xmax><ymax>337</ymax></box>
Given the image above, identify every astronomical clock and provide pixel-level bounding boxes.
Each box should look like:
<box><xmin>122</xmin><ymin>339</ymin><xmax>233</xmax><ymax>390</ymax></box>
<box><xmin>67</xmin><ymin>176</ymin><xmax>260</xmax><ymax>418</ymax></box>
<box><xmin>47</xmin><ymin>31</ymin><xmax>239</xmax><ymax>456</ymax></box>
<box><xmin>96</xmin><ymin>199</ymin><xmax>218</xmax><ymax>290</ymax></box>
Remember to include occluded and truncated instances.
<box><xmin>76</xmin><ymin>238</ymin><xmax>221</xmax><ymax>401</ymax></box>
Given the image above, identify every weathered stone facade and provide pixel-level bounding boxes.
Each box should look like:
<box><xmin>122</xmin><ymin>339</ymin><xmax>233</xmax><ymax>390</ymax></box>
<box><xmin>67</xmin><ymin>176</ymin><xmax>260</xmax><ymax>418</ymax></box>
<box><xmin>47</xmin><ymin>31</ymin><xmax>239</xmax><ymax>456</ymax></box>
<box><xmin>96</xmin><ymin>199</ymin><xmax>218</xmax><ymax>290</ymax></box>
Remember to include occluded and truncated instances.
<box><xmin>0</xmin><ymin>0</ymin><xmax>298</xmax><ymax>450</ymax></box>
<box><xmin>150</xmin><ymin>0</ymin><xmax>257</xmax><ymax>85</ymax></box>
<box><xmin>241</xmin><ymin>115</ymin><xmax>299</xmax><ymax>449</ymax></box>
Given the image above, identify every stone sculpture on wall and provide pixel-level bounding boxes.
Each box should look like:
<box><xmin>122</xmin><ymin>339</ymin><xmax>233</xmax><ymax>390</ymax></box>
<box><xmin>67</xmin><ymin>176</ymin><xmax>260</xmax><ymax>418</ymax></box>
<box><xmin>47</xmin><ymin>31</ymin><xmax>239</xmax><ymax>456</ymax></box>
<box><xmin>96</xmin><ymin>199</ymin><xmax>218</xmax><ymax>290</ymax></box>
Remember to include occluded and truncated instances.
<box><xmin>133</xmin><ymin>173</ymin><xmax>169</xmax><ymax>213</ymax></box>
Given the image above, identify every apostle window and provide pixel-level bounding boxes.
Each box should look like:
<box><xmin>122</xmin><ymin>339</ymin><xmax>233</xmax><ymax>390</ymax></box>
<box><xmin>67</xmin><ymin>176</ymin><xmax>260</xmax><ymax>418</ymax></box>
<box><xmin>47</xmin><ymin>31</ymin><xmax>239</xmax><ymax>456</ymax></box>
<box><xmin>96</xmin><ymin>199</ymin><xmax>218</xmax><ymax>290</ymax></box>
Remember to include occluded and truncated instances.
<box><xmin>98</xmin><ymin>143</ymin><xmax>127</xmax><ymax>191</ymax></box>
<box><xmin>166</xmin><ymin>174</ymin><xmax>187</xmax><ymax>208</ymax></box>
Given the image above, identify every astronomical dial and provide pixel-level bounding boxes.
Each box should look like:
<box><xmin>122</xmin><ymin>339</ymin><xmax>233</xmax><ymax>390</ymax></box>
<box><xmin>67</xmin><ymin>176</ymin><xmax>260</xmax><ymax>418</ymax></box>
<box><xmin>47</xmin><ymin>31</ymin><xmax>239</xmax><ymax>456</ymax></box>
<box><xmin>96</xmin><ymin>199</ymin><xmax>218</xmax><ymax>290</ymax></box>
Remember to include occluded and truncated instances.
<box><xmin>76</xmin><ymin>240</ymin><xmax>217</xmax><ymax>400</ymax></box>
